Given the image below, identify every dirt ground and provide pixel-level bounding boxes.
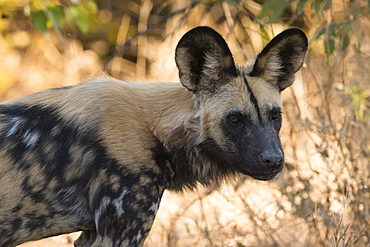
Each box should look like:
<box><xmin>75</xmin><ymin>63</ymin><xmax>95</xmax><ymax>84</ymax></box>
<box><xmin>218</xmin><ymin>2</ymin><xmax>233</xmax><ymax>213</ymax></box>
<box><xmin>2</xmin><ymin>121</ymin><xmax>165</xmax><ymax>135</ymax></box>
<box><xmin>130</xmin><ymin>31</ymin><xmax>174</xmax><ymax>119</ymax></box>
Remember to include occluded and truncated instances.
<box><xmin>18</xmin><ymin>233</ymin><xmax>79</xmax><ymax>247</ymax></box>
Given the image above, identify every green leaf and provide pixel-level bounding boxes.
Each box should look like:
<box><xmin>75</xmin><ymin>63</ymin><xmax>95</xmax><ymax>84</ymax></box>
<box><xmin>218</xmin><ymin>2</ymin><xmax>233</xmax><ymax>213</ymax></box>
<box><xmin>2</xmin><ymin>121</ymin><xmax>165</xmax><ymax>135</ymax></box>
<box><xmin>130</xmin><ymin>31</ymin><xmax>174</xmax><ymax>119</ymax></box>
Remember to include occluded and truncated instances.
<box><xmin>223</xmin><ymin>0</ymin><xmax>238</xmax><ymax>4</ymax></box>
<box><xmin>352</xmin><ymin>6</ymin><xmax>365</xmax><ymax>19</ymax></box>
<box><xmin>322</xmin><ymin>0</ymin><xmax>332</xmax><ymax>11</ymax></box>
<box><xmin>311</xmin><ymin>0</ymin><xmax>332</xmax><ymax>14</ymax></box>
<box><xmin>296</xmin><ymin>0</ymin><xmax>308</xmax><ymax>15</ymax></box>
<box><xmin>324</xmin><ymin>23</ymin><xmax>336</xmax><ymax>55</ymax></box>
<box><xmin>32</xmin><ymin>10</ymin><xmax>48</xmax><ymax>33</ymax></box>
<box><xmin>46</xmin><ymin>5</ymin><xmax>64</xmax><ymax>29</ymax></box>
<box><xmin>315</xmin><ymin>26</ymin><xmax>326</xmax><ymax>40</ymax></box>
<box><xmin>68</xmin><ymin>4</ymin><xmax>89</xmax><ymax>33</ymax></box>
<box><xmin>86</xmin><ymin>1</ymin><xmax>98</xmax><ymax>13</ymax></box>
<box><xmin>341</xmin><ymin>32</ymin><xmax>350</xmax><ymax>52</ymax></box>
<box><xmin>350</xmin><ymin>86</ymin><xmax>369</xmax><ymax>122</ymax></box>
<box><xmin>258</xmin><ymin>0</ymin><xmax>288</xmax><ymax>24</ymax></box>
<box><xmin>259</xmin><ymin>27</ymin><xmax>271</xmax><ymax>46</ymax></box>
<box><xmin>311</xmin><ymin>0</ymin><xmax>320</xmax><ymax>13</ymax></box>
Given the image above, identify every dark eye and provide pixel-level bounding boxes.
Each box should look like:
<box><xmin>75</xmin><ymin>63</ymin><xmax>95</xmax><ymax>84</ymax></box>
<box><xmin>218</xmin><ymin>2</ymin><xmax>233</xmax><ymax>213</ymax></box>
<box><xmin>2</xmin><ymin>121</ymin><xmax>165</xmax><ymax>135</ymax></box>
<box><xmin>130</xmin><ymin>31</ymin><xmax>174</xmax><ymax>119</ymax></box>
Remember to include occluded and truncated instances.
<box><xmin>271</xmin><ymin>110</ymin><xmax>281</xmax><ymax>120</ymax></box>
<box><xmin>228</xmin><ymin>115</ymin><xmax>241</xmax><ymax>124</ymax></box>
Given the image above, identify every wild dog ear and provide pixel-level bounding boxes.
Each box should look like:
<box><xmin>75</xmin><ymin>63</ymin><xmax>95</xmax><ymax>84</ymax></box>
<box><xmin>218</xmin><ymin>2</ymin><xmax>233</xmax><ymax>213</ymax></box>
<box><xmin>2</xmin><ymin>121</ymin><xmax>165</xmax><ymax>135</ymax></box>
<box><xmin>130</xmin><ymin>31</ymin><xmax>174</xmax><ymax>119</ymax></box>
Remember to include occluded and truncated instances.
<box><xmin>249</xmin><ymin>28</ymin><xmax>308</xmax><ymax>91</ymax></box>
<box><xmin>175</xmin><ymin>26</ymin><xmax>237</xmax><ymax>92</ymax></box>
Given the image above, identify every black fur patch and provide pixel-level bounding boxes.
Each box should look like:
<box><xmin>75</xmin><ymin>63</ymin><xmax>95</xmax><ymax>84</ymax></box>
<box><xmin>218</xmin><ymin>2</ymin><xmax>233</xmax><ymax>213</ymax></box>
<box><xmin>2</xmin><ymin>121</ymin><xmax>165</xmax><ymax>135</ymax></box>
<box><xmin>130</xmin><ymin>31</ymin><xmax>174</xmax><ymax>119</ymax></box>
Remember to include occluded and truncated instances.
<box><xmin>151</xmin><ymin>140</ymin><xmax>196</xmax><ymax>191</ymax></box>
<box><xmin>0</xmin><ymin>104</ymin><xmax>100</xmax><ymax>172</ymax></box>
<box><xmin>242</xmin><ymin>75</ymin><xmax>262</xmax><ymax>122</ymax></box>
<box><xmin>152</xmin><ymin>136</ymin><xmax>236</xmax><ymax>191</ymax></box>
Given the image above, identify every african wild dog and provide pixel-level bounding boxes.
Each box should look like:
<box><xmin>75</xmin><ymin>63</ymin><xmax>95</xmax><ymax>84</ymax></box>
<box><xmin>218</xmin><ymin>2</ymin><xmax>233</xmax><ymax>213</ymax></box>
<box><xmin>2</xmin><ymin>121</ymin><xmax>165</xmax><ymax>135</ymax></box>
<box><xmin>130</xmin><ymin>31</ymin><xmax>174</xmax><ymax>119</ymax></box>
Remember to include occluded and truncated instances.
<box><xmin>0</xmin><ymin>26</ymin><xmax>307</xmax><ymax>246</ymax></box>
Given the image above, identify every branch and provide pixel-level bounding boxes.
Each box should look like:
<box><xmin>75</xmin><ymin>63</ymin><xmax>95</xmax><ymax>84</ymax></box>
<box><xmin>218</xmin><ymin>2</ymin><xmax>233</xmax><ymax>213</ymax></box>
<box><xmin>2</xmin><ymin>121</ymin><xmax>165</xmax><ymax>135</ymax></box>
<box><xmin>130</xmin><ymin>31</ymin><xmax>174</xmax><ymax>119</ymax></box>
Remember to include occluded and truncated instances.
<box><xmin>104</xmin><ymin>1</ymin><xmax>200</xmax><ymax>70</ymax></box>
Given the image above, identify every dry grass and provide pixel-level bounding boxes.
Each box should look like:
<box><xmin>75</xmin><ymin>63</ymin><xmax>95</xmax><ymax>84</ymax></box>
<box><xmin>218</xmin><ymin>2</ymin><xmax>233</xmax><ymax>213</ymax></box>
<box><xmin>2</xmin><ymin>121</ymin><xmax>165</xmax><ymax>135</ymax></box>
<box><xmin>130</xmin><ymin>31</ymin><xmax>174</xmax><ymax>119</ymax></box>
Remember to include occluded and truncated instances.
<box><xmin>0</xmin><ymin>1</ymin><xmax>368</xmax><ymax>246</ymax></box>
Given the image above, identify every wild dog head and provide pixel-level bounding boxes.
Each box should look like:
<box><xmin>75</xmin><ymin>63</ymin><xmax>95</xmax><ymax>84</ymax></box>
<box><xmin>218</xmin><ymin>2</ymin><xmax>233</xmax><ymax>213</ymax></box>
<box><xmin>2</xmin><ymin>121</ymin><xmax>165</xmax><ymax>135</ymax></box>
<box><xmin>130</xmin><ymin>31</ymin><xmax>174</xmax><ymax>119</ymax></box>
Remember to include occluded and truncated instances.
<box><xmin>175</xmin><ymin>26</ymin><xmax>307</xmax><ymax>181</ymax></box>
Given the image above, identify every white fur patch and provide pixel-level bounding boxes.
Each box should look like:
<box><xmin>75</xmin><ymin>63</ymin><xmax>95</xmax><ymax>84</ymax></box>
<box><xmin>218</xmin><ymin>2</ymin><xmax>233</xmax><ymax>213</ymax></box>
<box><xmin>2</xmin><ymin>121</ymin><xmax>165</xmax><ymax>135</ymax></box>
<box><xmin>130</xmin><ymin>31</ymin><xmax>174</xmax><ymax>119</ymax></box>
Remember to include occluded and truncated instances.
<box><xmin>266</xmin><ymin>54</ymin><xmax>283</xmax><ymax>79</ymax></box>
<box><xmin>94</xmin><ymin>188</ymin><xmax>129</xmax><ymax>224</ymax></box>
<box><xmin>6</xmin><ymin>116</ymin><xmax>24</xmax><ymax>137</ymax></box>
<box><xmin>95</xmin><ymin>196</ymin><xmax>111</xmax><ymax>222</ymax></box>
<box><xmin>203</xmin><ymin>52</ymin><xmax>220</xmax><ymax>79</ymax></box>
<box><xmin>112</xmin><ymin>188</ymin><xmax>129</xmax><ymax>217</ymax></box>
<box><xmin>22</xmin><ymin>129</ymin><xmax>40</xmax><ymax>148</ymax></box>
<box><xmin>148</xmin><ymin>202</ymin><xmax>159</xmax><ymax>215</ymax></box>
<box><xmin>136</xmin><ymin>230</ymin><xmax>142</xmax><ymax>243</ymax></box>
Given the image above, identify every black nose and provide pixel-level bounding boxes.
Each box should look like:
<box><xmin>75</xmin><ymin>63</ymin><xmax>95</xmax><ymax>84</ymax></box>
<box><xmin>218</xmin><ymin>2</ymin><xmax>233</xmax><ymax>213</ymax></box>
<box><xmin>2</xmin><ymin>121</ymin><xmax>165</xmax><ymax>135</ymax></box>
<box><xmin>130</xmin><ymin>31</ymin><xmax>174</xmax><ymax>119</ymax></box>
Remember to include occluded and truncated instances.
<box><xmin>260</xmin><ymin>150</ymin><xmax>284</xmax><ymax>170</ymax></box>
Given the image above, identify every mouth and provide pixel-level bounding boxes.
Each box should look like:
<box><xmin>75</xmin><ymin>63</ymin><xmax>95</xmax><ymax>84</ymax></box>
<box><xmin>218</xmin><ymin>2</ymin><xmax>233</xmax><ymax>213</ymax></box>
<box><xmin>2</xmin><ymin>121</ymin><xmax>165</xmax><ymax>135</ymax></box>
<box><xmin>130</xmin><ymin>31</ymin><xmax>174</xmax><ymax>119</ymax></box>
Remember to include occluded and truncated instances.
<box><xmin>231</xmin><ymin>157</ymin><xmax>284</xmax><ymax>181</ymax></box>
<box><xmin>248</xmin><ymin>171</ymin><xmax>281</xmax><ymax>181</ymax></box>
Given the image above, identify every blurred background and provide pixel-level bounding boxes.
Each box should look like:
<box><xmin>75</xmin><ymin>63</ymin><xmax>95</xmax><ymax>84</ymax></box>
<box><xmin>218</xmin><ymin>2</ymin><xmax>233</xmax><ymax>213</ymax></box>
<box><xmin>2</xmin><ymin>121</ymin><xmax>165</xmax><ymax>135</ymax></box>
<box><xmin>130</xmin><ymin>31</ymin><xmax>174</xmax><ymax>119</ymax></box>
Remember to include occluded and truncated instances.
<box><xmin>0</xmin><ymin>0</ymin><xmax>368</xmax><ymax>246</ymax></box>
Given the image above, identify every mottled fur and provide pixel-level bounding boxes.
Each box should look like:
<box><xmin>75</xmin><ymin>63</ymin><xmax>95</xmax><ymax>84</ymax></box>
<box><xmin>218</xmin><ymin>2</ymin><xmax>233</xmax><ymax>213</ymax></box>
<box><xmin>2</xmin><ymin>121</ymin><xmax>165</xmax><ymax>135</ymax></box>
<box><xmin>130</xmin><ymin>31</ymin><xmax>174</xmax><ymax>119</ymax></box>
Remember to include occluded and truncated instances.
<box><xmin>0</xmin><ymin>27</ymin><xmax>307</xmax><ymax>246</ymax></box>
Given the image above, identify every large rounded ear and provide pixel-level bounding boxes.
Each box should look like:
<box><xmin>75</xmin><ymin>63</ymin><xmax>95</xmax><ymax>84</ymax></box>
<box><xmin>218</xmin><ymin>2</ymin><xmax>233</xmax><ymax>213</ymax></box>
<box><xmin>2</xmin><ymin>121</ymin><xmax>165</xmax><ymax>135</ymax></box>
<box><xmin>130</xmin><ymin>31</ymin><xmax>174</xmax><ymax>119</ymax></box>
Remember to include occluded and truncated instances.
<box><xmin>175</xmin><ymin>26</ymin><xmax>237</xmax><ymax>93</ymax></box>
<box><xmin>249</xmin><ymin>28</ymin><xmax>308</xmax><ymax>91</ymax></box>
